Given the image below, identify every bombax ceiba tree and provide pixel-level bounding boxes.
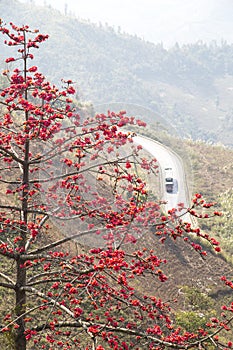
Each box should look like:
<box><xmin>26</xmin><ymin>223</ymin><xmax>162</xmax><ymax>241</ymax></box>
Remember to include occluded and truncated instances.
<box><xmin>0</xmin><ymin>20</ymin><xmax>232</xmax><ymax>350</ymax></box>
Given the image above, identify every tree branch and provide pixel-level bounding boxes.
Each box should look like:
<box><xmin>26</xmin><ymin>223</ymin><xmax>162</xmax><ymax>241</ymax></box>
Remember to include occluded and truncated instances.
<box><xmin>25</xmin><ymin>214</ymin><xmax>49</xmax><ymax>252</ymax></box>
<box><xmin>30</xmin><ymin>320</ymin><xmax>229</xmax><ymax>349</ymax></box>
<box><xmin>30</xmin><ymin>156</ymin><xmax>134</xmax><ymax>184</ymax></box>
<box><xmin>0</xmin><ymin>271</ymin><xmax>15</xmax><ymax>285</ymax></box>
<box><xmin>0</xmin><ymin>281</ymin><xmax>15</xmax><ymax>290</ymax></box>
<box><xmin>0</xmin><ymin>204</ymin><xmax>45</xmax><ymax>213</ymax></box>
<box><xmin>0</xmin><ymin>249</ymin><xmax>17</xmax><ymax>259</ymax></box>
<box><xmin>0</xmin><ymin>145</ymin><xmax>24</xmax><ymax>164</ymax></box>
<box><xmin>27</xmin><ymin>228</ymin><xmax>107</xmax><ymax>255</ymax></box>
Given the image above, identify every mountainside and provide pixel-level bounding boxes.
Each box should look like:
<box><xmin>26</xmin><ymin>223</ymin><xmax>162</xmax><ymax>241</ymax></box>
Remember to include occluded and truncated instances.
<box><xmin>1</xmin><ymin>0</ymin><xmax>233</xmax><ymax>147</ymax></box>
<box><xmin>0</xmin><ymin>8</ymin><xmax>233</xmax><ymax>344</ymax></box>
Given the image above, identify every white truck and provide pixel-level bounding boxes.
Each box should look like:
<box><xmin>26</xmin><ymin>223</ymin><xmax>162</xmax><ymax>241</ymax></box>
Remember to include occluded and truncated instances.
<box><xmin>164</xmin><ymin>167</ymin><xmax>174</xmax><ymax>193</ymax></box>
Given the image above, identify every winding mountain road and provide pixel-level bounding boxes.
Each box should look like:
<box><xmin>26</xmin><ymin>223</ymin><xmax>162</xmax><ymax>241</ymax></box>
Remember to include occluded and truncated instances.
<box><xmin>134</xmin><ymin>135</ymin><xmax>191</xmax><ymax>220</ymax></box>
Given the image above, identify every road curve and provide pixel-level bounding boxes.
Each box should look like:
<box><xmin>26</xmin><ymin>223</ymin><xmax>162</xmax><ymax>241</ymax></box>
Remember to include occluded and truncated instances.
<box><xmin>133</xmin><ymin>135</ymin><xmax>191</xmax><ymax>219</ymax></box>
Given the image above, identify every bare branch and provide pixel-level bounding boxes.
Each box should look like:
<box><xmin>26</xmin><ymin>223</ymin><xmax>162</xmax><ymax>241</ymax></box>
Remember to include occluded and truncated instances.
<box><xmin>0</xmin><ymin>281</ymin><xmax>15</xmax><ymax>290</ymax></box>
<box><xmin>27</xmin><ymin>271</ymin><xmax>62</xmax><ymax>283</ymax></box>
<box><xmin>27</xmin><ymin>228</ymin><xmax>107</xmax><ymax>256</ymax></box>
<box><xmin>30</xmin><ymin>156</ymin><xmax>133</xmax><ymax>184</ymax></box>
<box><xmin>0</xmin><ymin>302</ymin><xmax>51</xmax><ymax>332</ymax></box>
<box><xmin>0</xmin><ymin>204</ymin><xmax>46</xmax><ymax>216</ymax></box>
<box><xmin>0</xmin><ymin>271</ymin><xmax>15</xmax><ymax>285</ymax></box>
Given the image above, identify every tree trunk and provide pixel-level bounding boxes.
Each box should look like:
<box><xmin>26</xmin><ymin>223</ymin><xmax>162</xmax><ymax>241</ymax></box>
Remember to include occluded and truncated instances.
<box><xmin>14</xmin><ymin>133</ymin><xmax>29</xmax><ymax>350</ymax></box>
<box><xmin>15</xmin><ymin>259</ymin><xmax>26</xmax><ymax>350</ymax></box>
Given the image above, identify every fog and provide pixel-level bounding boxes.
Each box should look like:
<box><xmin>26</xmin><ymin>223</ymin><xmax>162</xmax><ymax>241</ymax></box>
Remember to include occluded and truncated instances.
<box><xmin>19</xmin><ymin>0</ymin><xmax>233</xmax><ymax>47</ymax></box>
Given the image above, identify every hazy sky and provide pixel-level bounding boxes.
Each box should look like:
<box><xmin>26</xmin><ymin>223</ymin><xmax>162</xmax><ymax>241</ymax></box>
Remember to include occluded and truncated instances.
<box><xmin>19</xmin><ymin>0</ymin><xmax>233</xmax><ymax>47</ymax></box>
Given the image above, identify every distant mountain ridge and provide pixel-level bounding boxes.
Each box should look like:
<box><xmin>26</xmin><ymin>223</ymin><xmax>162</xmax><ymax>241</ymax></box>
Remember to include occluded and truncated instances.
<box><xmin>149</xmin><ymin>0</ymin><xmax>233</xmax><ymax>47</ymax></box>
<box><xmin>17</xmin><ymin>0</ymin><xmax>233</xmax><ymax>47</ymax></box>
<box><xmin>1</xmin><ymin>0</ymin><xmax>233</xmax><ymax>147</ymax></box>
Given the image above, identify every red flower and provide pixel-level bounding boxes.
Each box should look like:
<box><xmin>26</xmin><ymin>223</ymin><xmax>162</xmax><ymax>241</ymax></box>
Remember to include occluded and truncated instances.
<box><xmin>74</xmin><ymin>307</ymin><xmax>83</xmax><ymax>317</ymax></box>
<box><xmin>88</xmin><ymin>326</ymin><xmax>99</xmax><ymax>334</ymax></box>
<box><xmin>125</xmin><ymin>161</ymin><xmax>131</xmax><ymax>169</ymax></box>
<box><xmin>28</xmin><ymin>66</ymin><xmax>37</xmax><ymax>72</ymax></box>
<box><xmin>5</xmin><ymin>57</ymin><xmax>15</xmax><ymax>63</ymax></box>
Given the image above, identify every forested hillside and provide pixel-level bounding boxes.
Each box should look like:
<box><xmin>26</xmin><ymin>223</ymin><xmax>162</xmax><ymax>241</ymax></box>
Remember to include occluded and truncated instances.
<box><xmin>142</xmin><ymin>126</ymin><xmax>233</xmax><ymax>260</ymax></box>
<box><xmin>0</xmin><ymin>6</ymin><xmax>233</xmax><ymax>350</ymax></box>
<box><xmin>1</xmin><ymin>0</ymin><xmax>233</xmax><ymax>147</ymax></box>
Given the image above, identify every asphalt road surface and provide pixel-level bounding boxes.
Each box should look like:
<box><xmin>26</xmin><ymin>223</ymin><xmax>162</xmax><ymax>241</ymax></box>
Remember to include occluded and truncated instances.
<box><xmin>133</xmin><ymin>135</ymin><xmax>192</xmax><ymax>221</ymax></box>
